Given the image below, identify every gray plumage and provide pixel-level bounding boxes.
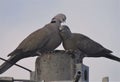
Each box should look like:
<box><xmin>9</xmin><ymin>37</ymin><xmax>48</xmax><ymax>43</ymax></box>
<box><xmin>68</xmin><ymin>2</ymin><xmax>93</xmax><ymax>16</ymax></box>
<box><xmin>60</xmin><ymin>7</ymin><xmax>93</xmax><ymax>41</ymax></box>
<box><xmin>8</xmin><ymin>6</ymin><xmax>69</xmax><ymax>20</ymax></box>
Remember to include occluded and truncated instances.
<box><xmin>0</xmin><ymin>14</ymin><xmax>66</xmax><ymax>74</ymax></box>
<box><xmin>59</xmin><ymin>25</ymin><xmax>120</xmax><ymax>62</ymax></box>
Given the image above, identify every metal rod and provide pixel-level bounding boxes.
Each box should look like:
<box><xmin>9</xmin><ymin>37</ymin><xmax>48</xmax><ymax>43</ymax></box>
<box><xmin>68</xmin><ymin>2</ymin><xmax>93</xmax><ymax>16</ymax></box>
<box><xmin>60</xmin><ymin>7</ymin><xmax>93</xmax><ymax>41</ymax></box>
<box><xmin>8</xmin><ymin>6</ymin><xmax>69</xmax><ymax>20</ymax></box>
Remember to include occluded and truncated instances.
<box><xmin>0</xmin><ymin>57</ymin><xmax>32</xmax><ymax>72</ymax></box>
<box><xmin>13</xmin><ymin>79</ymin><xmax>36</xmax><ymax>82</ymax></box>
<box><xmin>73</xmin><ymin>71</ymin><xmax>81</xmax><ymax>82</ymax></box>
<box><xmin>13</xmin><ymin>79</ymin><xmax>44</xmax><ymax>82</ymax></box>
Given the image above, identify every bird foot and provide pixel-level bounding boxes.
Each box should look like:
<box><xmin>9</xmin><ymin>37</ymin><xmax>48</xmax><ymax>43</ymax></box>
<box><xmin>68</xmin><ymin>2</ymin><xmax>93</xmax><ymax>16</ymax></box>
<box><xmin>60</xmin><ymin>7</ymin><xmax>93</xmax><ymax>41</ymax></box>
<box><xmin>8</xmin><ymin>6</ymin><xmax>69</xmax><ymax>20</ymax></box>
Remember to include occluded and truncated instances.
<box><xmin>64</xmin><ymin>50</ymin><xmax>76</xmax><ymax>58</ymax></box>
<box><xmin>65</xmin><ymin>49</ymin><xmax>74</xmax><ymax>54</ymax></box>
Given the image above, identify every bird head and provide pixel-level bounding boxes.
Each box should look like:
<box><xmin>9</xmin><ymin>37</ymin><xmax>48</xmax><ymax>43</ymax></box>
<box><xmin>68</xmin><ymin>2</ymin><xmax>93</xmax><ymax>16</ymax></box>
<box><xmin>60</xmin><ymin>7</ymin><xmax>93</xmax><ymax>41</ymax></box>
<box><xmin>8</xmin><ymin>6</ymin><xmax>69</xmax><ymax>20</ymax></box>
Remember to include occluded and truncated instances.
<box><xmin>51</xmin><ymin>13</ymin><xmax>66</xmax><ymax>23</ymax></box>
<box><xmin>59</xmin><ymin>25</ymin><xmax>72</xmax><ymax>40</ymax></box>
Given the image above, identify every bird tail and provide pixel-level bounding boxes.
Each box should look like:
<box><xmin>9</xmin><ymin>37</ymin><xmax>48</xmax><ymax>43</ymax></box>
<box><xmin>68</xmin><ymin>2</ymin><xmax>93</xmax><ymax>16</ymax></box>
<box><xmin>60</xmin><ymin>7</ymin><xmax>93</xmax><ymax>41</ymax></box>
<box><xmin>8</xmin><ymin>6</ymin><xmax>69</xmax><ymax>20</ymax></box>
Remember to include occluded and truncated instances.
<box><xmin>104</xmin><ymin>53</ymin><xmax>120</xmax><ymax>62</ymax></box>
<box><xmin>0</xmin><ymin>54</ymin><xmax>21</xmax><ymax>74</ymax></box>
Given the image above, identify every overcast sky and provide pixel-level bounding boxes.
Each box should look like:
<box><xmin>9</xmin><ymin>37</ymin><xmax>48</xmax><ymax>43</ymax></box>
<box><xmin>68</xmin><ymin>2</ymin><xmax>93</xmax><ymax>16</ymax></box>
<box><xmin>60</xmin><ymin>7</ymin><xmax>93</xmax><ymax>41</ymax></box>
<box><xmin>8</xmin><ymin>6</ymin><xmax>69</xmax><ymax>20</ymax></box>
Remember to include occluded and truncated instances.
<box><xmin>0</xmin><ymin>0</ymin><xmax>120</xmax><ymax>82</ymax></box>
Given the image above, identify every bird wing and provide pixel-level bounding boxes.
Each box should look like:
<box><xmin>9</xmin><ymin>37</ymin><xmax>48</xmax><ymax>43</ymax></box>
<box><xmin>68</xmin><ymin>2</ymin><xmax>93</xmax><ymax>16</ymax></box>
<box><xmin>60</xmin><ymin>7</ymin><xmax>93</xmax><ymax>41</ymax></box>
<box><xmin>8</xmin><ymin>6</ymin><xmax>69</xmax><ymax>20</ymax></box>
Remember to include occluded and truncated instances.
<box><xmin>74</xmin><ymin>33</ymin><xmax>106</xmax><ymax>54</ymax></box>
<box><xmin>8</xmin><ymin>27</ymin><xmax>50</xmax><ymax>57</ymax></box>
<box><xmin>18</xmin><ymin>27</ymin><xmax>50</xmax><ymax>51</ymax></box>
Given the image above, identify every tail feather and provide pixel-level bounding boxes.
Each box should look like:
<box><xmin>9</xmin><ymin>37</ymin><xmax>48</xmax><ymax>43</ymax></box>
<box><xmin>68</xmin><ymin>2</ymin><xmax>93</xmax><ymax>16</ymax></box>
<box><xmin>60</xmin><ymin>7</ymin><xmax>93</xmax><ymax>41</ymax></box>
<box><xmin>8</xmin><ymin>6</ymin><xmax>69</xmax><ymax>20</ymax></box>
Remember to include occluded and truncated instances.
<box><xmin>105</xmin><ymin>53</ymin><xmax>120</xmax><ymax>62</ymax></box>
<box><xmin>0</xmin><ymin>55</ymin><xmax>21</xmax><ymax>74</ymax></box>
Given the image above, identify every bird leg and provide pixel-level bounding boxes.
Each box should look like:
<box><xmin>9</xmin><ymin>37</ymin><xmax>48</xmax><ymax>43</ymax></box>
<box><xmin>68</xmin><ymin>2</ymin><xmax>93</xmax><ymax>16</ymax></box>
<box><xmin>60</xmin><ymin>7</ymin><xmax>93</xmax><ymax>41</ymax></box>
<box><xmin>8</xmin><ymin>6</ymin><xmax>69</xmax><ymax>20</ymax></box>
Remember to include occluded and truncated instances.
<box><xmin>65</xmin><ymin>49</ymin><xmax>74</xmax><ymax>53</ymax></box>
<box><xmin>64</xmin><ymin>49</ymin><xmax>85</xmax><ymax>63</ymax></box>
<box><xmin>64</xmin><ymin>49</ymin><xmax>76</xmax><ymax>58</ymax></box>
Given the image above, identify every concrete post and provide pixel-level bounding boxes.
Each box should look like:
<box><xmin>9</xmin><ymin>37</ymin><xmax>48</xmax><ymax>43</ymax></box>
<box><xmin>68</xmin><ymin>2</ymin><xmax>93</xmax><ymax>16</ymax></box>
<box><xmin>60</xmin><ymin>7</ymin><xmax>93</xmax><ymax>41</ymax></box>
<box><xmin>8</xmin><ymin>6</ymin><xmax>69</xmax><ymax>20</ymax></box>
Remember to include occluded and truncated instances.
<box><xmin>35</xmin><ymin>51</ymin><xmax>75</xmax><ymax>82</ymax></box>
<box><xmin>32</xmin><ymin>50</ymin><xmax>89</xmax><ymax>82</ymax></box>
<box><xmin>30</xmin><ymin>71</ymin><xmax>36</xmax><ymax>81</ymax></box>
<box><xmin>75</xmin><ymin>64</ymin><xmax>89</xmax><ymax>82</ymax></box>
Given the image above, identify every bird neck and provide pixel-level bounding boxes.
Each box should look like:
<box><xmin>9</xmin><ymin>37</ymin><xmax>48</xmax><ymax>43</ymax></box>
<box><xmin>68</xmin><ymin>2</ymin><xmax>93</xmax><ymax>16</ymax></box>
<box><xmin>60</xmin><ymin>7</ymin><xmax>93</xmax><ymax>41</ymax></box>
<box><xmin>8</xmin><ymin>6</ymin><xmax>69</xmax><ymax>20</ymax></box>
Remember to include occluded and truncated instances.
<box><xmin>61</xmin><ymin>33</ymin><xmax>72</xmax><ymax>41</ymax></box>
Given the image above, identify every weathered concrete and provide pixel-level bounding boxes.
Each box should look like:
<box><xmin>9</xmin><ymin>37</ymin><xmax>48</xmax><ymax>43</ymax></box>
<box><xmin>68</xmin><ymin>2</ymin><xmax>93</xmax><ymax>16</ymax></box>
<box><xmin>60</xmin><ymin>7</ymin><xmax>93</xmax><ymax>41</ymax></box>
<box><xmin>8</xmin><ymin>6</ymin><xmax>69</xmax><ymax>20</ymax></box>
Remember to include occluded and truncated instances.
<box><xmin>32</xmin><ymin>50</ymin><xmax>89</xmax><ymax>82</ymax></box>
<box><xmin>75</xmin><ymin>64</ymin><xmax>89</xmax><ymax>82</ymax></box>
<box><xmin>35</xmin><ymin>50</ymin><xmax>76</xmax><ymax>82</ymax></box>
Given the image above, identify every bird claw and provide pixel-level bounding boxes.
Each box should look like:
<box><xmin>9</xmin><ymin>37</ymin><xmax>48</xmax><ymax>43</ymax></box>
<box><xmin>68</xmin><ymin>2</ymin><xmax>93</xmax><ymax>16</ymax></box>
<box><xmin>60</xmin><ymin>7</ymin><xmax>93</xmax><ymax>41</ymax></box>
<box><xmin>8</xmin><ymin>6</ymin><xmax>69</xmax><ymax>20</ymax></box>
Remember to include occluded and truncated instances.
<box><xmin>64</xmin><ymin>50</ymin><xmax>76</xmax><ymax>58</ymax></box>
<box><xmin>65</xmin><ymin>49</ymin><xmax>74</xmax><ymax>54</ymax></box>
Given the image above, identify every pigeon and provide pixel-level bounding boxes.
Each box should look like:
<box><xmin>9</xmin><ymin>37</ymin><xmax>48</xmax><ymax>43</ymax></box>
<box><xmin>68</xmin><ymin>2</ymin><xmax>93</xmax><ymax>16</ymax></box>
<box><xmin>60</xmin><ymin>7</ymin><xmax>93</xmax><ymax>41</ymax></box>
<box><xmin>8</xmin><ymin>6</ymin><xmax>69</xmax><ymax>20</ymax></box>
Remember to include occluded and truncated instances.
<box><xmin>59</xmin><ymin>25</ymin><xmax>120</xmax><ymax>63</ymax></box>
<box><xmin>0</xmin><ymin>13</ymin><xmax>66</xmax><ymax>74</ymax></box>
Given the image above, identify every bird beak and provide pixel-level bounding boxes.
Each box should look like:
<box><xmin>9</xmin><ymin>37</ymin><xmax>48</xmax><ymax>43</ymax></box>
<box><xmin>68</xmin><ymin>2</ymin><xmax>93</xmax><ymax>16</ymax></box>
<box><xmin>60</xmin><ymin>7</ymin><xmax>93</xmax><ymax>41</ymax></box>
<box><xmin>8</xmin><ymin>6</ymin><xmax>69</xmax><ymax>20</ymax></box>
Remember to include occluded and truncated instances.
<box><xmin>59</xmin><ymin>26</ymin><xmax>63</xmax><ymax>31</ymax></box>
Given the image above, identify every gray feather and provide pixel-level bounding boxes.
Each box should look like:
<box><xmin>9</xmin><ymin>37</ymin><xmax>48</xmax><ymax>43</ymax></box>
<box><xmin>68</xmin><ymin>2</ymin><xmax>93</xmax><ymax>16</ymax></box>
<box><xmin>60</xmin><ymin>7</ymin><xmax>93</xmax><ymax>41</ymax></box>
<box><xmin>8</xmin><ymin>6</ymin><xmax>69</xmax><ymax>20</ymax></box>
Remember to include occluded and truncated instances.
<box><xmin>59</xmin><ymin>25</ymin><xmax>120</xmax><ymax>62</ymax></box>
<box><xmin>0</xmin><ymin>14</ymin><xmax>66</xmax><ymax>74</ymax></box>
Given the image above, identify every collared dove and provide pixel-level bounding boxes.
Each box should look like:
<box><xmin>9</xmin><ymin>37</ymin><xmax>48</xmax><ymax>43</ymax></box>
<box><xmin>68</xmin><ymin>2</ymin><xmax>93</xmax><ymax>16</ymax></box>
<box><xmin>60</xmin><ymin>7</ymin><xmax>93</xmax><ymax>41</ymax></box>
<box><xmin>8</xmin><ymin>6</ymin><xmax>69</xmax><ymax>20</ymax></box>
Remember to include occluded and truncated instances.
<box><xmin>0</xmin><ymin>13</ymin><xmax>66</xmax><ymax>74</ymax></box>
<box><xmin>59</xmin><ymin>25</ymin><xmax>120</xmax><ymax>63</ymax></box>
